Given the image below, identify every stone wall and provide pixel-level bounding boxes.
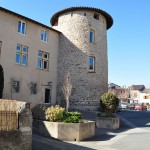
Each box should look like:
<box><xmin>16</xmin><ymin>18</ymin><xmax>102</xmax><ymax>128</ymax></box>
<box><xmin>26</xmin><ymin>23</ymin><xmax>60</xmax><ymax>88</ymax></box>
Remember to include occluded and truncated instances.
<box><xmin>53</xmin><ymin>10</ymin><xmax>108</xmax><ymax>111</ymax></box>
<box><xmin>0</xmin><ymin>100</ymin><xmax>32</xmax><ymax>150</ymax></box>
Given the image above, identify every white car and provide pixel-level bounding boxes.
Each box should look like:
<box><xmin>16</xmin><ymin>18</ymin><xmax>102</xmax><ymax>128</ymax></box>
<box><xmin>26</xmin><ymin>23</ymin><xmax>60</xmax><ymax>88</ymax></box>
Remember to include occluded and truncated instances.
<box><xmin>121</xmin><ymin>102</ymin><xmax>129</xmax><ymax>109</ymax></box>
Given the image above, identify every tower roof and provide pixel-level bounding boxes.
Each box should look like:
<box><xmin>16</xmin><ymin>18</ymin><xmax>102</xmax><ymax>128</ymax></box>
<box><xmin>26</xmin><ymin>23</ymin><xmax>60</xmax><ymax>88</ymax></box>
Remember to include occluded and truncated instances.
<box><xmin>50</xmin><ymin>7</ymin><xmax>113</xmax><ymax>29</ymax></box>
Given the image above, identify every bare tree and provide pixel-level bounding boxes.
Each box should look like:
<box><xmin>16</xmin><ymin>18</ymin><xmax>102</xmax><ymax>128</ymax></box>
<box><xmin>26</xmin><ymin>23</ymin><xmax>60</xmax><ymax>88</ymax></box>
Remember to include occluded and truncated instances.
<box><xmin>62</xmin><ymin>72</ymin><xmax>72</xmax><ymax>112</ymax></box>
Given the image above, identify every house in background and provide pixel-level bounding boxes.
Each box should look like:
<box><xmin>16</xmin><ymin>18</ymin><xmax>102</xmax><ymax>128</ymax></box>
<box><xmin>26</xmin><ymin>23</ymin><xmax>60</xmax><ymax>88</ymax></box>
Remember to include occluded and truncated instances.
<box><xmin>130</xmin><ymin>87</ymin><xmax>150</xmax><ymax>104</ymax></box>
<box><xmin>130</xmin><ymin>85</ymin><xmax>145</xmax><ymax>91</ymax></box>
<box><xmin>129</xmin><ymin>85</ymin><xmax>145</xmax><ymax>103</ymax></box>
<box><xmin>139</xmin><ymin>89</ymin><xmax>150</xmax><ymax>104</ymax></box>
<box><xmin>109</xmin><ymin>83</ymin><xmax>150</xmax><ymax>104</ymax></box>
<box><xmin>108</xmin><ymin>83</ymin><xmax>129</xmax><ymax>102</ymax></box>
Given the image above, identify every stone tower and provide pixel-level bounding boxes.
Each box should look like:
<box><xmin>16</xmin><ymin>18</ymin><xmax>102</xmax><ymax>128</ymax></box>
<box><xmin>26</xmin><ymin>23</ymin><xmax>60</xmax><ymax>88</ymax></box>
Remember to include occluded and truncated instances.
<box><xmin>50</xmin><ymin>7</ymin><xmax>113</xmax><ymax>111</ymax></box>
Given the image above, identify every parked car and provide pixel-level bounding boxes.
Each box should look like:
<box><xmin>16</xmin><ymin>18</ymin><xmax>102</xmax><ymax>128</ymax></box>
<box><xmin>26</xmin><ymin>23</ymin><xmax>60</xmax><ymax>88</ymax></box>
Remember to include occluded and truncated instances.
<box><xmin>134</xmin><ymin>103</ymin><xmax>147</xmax><ymax>111</ymax></box>
<box><xmin>116</xmin><ymin>102</ymin><xmax>122</xmax><ymax>112</ymax></box>
<box><xmin>128</xmin><ymin>103</ymin><xmax>135</xmax><ymax>110</ymax></box>
<box><xmin>121</xmin><ymin>102</ymin><xmax>130</xmax><ymax>109</ymax></box>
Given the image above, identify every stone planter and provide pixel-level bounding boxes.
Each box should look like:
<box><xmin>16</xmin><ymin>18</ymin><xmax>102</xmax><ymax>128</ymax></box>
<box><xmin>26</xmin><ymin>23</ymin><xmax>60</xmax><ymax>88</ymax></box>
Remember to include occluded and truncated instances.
<box><xmin>96</xmin><ymin>116</ymin><xmax>120</xmax><ymax>129</ymax></box>
<box><xmin>33</xmin><ymin>119</ymin><xmax>95</xmax><ymax>141</ymax></box>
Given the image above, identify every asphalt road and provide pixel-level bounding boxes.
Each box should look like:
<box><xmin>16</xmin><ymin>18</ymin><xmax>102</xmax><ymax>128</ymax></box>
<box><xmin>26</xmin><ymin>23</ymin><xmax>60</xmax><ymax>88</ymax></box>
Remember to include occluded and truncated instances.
<box><xmin>117</xmin><ymin>109</ymin><xmax>150</xmax><ymax>129</ymax></box>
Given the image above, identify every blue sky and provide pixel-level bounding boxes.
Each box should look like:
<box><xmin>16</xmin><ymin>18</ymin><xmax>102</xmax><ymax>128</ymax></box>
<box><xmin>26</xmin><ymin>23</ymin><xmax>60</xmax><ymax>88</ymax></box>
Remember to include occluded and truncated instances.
<box><xmin>1</xmin><ymin>0</ymin><xmax>150</xmax><ymax>87</ymax></box>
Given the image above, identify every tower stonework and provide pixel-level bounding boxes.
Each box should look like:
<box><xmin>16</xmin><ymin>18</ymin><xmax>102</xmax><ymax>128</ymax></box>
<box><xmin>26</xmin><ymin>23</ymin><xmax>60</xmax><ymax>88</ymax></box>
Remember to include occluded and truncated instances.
<box><xmin>51</xmin><ymin>7</ymin><xmax>113</xmax><ymax>111</ymax></box>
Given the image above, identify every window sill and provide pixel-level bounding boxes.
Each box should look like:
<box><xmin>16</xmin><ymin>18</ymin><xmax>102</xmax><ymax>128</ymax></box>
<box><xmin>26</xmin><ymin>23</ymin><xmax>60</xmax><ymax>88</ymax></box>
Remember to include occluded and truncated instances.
<box><xmin>17</xmin><ymin>32</ymin><xmax>27</xmax><ymax>36</ymax></box>
<box><xmin>36</xmin><ymin>68</ymin><xmax>49</xmax><ymax>71</ymax></box>
<box><xmin>15</xmin><ymin>63</ymin><xmax>27</xmax><ymax>67</ymax></box>
<box><xmin>41</xmin><ymin>40</ymin><xmax>48</xmax><ymax>43</ymax></box>
<box><xmin>90</xmin><ymin>42</ymin><xmax>96</xmax><ymax>44</ymax></box>
<box><xmin>88</xmin><ymin>71</ymin><xmax>96</xmax><ymax>73</ymax></box>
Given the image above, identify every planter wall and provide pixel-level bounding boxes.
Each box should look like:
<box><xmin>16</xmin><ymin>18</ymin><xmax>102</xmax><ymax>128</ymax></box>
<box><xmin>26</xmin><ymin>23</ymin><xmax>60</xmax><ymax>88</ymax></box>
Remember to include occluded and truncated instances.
<box><xmin>33</xmin><ymin>119</ymin><xmax>95</xmax><ymax>141</ymax></box>
<box><xmin>96</xmin><ymin>117</ymin><xmax>120</xmax><ymax>129</ymax></box>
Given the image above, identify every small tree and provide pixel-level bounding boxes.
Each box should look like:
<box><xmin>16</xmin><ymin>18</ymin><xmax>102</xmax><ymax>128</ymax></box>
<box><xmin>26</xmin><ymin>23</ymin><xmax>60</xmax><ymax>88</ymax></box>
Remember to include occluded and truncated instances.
<box><xmin>0</xmin><ymin>64</ymin><xmax>4</xmax><ymax>98</ymax></box>
<box><xmin>100</xmin><ymin>92</ymin><xmax>119</xmax><ymax>116</ymax></box>
<box><xmin>62</xmin><ymin>72</ymin><xmax>72</xmax><ymax>112</ymax></box>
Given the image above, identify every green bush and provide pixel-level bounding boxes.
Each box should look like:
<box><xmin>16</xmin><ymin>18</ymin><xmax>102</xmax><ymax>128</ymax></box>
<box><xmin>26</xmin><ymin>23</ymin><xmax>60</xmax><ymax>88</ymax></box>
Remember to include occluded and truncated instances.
<box><xmin>45</xmin><ymin>105</ymin><xmax>82</xmax><ymax>123</ymax></box>
<box><xmin>100</xmin><ymin>93</ymin><xmax>119</xmax><ymax>116</ymax></box>
<box><xmin>66</xmin><ymin>111</ymin><xmax>82</xmax><ymax>119</ymax></box>
<box><xmin>63</xmin><ymin>111</ymin><xmax>82</xmax><ymax>123</ymax></box>
<box><xmin>63</xmin><ymin>116</ymin><xmax>81</xmax><ymax>123</ymax></box>
<box><xmin>45</xmin><ymin>105</ymin><xmax>65</xmax><ymax>122</ymax></box>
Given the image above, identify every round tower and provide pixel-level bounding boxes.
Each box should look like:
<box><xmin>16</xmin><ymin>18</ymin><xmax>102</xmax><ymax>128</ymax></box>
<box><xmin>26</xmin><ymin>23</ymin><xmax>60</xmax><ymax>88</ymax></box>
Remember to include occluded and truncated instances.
<box><xmin>50</xmin><ymin>7</ymin><xmax>113</xmax><ymax>111</ymax></box>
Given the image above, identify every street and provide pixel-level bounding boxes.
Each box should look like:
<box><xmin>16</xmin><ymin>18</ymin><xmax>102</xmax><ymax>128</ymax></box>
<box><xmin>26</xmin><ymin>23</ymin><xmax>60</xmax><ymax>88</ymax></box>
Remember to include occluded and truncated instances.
<box><xmin>117</xmin><ymin>109</ymin><xmax>150</xmax><ymax>129</ymax></box>
<box><xmin>32</xmin><ymin>110</ymin><xmax>150</xmax><ymax>150</ymax></box>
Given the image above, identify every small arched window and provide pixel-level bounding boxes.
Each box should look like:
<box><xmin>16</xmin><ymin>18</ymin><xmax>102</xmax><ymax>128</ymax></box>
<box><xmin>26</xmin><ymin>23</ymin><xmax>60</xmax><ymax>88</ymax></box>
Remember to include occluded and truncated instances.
<box><xmin>89</xmin><ymin>56</ymin><xmax>95</xmax><ymax>72</ymax></box>
<box><xmin>89</xmin><ymin>30</ymin><xmax>95</xmax><ymax>43</ymax></box>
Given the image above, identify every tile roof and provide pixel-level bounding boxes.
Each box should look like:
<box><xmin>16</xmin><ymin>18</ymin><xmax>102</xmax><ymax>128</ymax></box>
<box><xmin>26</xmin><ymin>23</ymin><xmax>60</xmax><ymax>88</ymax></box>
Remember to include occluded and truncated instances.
<box><xmin>131</xmin><ymin>85</ymin><xmax>145</xmax><ymax>91</ymax></box>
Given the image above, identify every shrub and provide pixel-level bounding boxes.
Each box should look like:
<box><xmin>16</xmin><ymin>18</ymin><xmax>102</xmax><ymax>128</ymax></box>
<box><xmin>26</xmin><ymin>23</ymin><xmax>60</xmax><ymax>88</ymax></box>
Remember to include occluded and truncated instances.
<box><xmin>45</xmin><ymin>105</ymin><xmax>82</xmax><ymax>123</ymax></box>
<box><xmin>63</xmin><ymin>111</ymin><xmax>82</xmax><ymax>123</ymax></box>
<box><xmin>66</xmin><ymin>111</ymin><xmax>82</xmax><ymax>119</ymax></box>
<box><xmin>63</xmin><ymin>116</ymin><xmax>80</xmax><ymax>123</ymax></box>
<box><xmin>100</xmin><ymin>93</ymin><xmax>119</xmax><ymax>116</ymax></box>
<box><xmin>45</xmin><ymin>105</ymin><xmax>65</xmax><ymax>122</ymax></box>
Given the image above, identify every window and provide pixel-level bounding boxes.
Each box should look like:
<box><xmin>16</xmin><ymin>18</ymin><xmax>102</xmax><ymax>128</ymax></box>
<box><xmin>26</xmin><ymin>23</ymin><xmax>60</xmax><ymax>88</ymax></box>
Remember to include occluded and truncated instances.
<box><xmin>18</xmin><ymin>21</ymin><xmax>26</xmax><ymax>35</ymax></box>
<box><xmin>90</xmin><ymin>30</ymin><xmax>95</xmax><ymax>43</ymax></box>
<box><xmin>30</xmin><ymin>83</ymin><xmax>37</xmax><ymax>94</ymax></box>
<box><xmin>89</xmin><ymin>56</ymin><xmax>95</xmax><ymax>72</ymax></box>
<box><xmin>134</xmin><ymin>93</ymin><xmax>137</xmax><ymax>98</ymax></box>
<box><xmin>12</xmin><ymin>81</ymin><xmax>20</xmax><ymax>93</ymax></box>
<box><xmin>144</xmin><ymin>96</ymin><xmax>149</xmax><ymax>99</ymax></box>
<box><xmin>16</xmin><ymin>44</ymin><xmax>28</xmax><ymax>66</ymax></box>
<box><xmin>41</xmin><ymin>29</ymin><xmax>48</xmax><ymax>42</ymax></box>
<box><xmin>37</xmin><ymin>51</ymin><xmax>49</xmax><ymax>70</ymax></box>
<box><xmin>94</xmin><ymin>13</ymin><xmax>99</xmax><ymax>20</ymax></box>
